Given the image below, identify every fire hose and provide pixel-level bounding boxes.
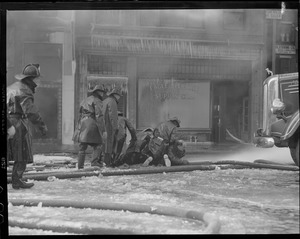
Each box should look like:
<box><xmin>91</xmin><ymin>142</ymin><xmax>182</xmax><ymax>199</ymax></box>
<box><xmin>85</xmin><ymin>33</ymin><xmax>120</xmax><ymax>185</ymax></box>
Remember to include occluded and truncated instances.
<box><xmin>6</xmin><ymin>161</ymin><xmax>298</xmax><ymax>183</ymax></box>
<box><xmin>6</xmin><ymin>164</ymin><xmax>251</xmax><ymax>183</ymax></box>
<box><xmin>8</xmin><ymin>198</ymin><xmax>221</xmax><ymax>234</ymax></box>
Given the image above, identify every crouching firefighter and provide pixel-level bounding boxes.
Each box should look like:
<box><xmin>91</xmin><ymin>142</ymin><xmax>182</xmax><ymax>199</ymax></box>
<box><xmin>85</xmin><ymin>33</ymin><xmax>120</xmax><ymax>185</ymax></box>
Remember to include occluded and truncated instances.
<box><xmin>154</xmin><ymin>117</ymin><xmax>188</xmax><ymax>166</ymax></box>
<box><xmin>72</xmin><ymin>85</ymin><xmax>106</xmax><ymax>169</ymax></box>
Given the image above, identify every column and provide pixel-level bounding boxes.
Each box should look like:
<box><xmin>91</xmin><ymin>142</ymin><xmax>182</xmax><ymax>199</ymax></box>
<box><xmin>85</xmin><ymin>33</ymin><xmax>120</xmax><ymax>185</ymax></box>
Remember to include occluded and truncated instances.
<box><xmin>127</xmin><ymin>57</ymin><xmax>137</xmax><ymax>127</ymax></box>
<box><xmin>49</xmin><ymin>31</ymin><xmax>75</xmax><ymax>145</ymax></box>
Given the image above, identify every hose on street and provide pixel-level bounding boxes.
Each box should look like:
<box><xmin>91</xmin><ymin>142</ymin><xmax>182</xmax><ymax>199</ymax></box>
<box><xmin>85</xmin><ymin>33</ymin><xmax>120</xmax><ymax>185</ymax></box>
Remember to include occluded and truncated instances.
<box><xmin>8</xmin><ymin>198</ymin><xmax>221</xmax><ymax>234</ymax></box>
<box><xmin>9</xmin><ymin>218</ymin><xmax>134</xmax><ymax>235</ymax></box>
<box><xmin>189</xmin><ymin>160</ymin><xmax>299</xmax><ymax>171</ymax></box>
<box><xmin>7</xmin><ymin>160</ymin><xmax>298</xmax><ymax>182</ymax></box>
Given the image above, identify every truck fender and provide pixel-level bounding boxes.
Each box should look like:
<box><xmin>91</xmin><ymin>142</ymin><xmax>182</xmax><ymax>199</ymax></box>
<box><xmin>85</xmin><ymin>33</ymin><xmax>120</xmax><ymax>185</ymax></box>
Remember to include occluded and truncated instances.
<box><xmin>281</xmin><ymin>110</ymin><xmax>299</xmax><ymax>141</ymax></box>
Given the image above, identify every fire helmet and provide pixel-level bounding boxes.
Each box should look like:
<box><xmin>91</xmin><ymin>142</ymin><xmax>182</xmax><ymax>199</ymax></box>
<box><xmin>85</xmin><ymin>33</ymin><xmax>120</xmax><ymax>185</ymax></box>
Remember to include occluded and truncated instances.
<box><xmin>15</xmin><ymin>64</ymin><xmax>41</xmax><ymax>80</ymax></box>
<box><xmin>88</xmin><ymin>84</ymin><xmax>105</xmax><ymax>93</ymax></box>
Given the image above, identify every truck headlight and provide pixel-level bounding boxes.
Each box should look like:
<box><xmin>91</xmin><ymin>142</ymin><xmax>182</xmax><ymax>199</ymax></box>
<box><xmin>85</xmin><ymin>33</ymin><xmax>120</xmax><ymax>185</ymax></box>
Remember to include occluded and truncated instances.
<box><xmin>271</xmin><ymin>98</ymin><xmax>285</xmax><ymax>114</ymax></box>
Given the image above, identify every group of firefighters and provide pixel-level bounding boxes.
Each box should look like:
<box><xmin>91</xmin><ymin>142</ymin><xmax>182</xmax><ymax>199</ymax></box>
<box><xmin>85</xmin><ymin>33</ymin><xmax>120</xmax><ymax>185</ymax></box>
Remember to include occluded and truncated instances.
<box><xmin>7</xmin><ymin>64</ymin><xmax>188</xmax><ymax>190</ymax></box>
<box><xmin>72</xmin><ymin>79</ymin><xmax>189</xmax><ymax>169</ymax></box>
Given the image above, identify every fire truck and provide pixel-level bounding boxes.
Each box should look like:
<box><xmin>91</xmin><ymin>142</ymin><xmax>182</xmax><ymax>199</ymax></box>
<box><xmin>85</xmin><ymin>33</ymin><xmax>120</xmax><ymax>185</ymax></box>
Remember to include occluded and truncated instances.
<box><xmin>253</xmin><ymin>72</ymin><xmax>299</xmax><ymax>166</ymax></box>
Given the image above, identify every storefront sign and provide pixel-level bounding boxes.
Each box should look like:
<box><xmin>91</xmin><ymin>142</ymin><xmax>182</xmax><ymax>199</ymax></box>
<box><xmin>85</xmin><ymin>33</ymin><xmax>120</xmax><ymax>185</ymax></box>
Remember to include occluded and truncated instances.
<box><xmin>266</xmin><ymin>10</ymin><xmax>282</xmax><ymax>19</ymax></box>
<box><xmin>275</xmin><ymin>45</ymin><xmax>296</xmax><ymax>54</ymax></box>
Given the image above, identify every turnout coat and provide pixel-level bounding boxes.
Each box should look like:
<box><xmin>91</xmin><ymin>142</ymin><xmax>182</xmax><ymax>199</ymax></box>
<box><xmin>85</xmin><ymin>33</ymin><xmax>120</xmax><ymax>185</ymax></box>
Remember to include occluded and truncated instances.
<box><xmin>126</xmin><ymin>130</ymin><xmax>151</xmax><ymax>154</ymax></box>
<box><xmin>117</xmin><ymin>116</ymin><xmax>136</xmax><ymax>141</ymax></box>
<box><xmin>155</xmin><ymin>120</ymin><xmax>179</xmax><ymax>145</ymax></box>
<box><xmin>72</xmin><ymin>95</ymin><xmax>104</xmax><ymax>145</ymax></box>
<box><xmin>102</xmin><ymin>95</ymin><xmax>119</xmax><ymax>154</ymax></box>
<box><xmin>7</xmin><ymin>81</ymin><xmax>46</xmax><ymax>164</ymax></box>
<box><xmin>155</xmin><ymin>120</ymin><xmax>186</xmax><ymax>165</ymax></box>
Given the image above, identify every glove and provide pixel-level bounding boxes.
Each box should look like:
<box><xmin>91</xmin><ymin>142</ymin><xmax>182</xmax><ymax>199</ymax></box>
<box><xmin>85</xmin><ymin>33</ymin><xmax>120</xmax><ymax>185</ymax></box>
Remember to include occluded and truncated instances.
<box><xmin>102</xmin><ymin>131</ymin><xmax>107</xmax><ymax>141</ymax></box>
<box><xmin>177</xmin><ymin>140</ymin><xmax>184</xmax><ymax>146</ymax></box>
<box><xmin>7</xmin><ymin>125</ymin><xmax>16</xmax><ymax>139</ymax></box>
<box><xmin>131</xmin><ymin>136</ymin><xmax>137</xmax><ymax>142</ymax></box>
<box><xmin>40</xmin><ymin>125</ymin><xmax>48</xmax><ymax>136</ymax></box>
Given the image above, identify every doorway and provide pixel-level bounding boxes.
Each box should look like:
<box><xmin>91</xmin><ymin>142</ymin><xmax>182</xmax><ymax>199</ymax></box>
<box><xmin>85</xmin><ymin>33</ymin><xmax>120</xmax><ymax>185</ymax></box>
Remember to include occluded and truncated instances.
<box><xmin>212</xmin><ymin>81</ymin><xmax>249</xmax><ymax>143</ymax></box>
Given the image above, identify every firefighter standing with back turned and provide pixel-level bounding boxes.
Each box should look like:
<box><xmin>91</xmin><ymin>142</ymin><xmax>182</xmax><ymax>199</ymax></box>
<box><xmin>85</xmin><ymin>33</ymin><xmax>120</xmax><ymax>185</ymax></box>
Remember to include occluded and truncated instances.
<box><xmin>102</xmin><ymin>87</ymin><xmax>122</xmax><ymax>167</ymax></box>
<box><xmin>72</xmin><ymin>85</ymin><xmax>106</xmax><ymax>169</ymax></box>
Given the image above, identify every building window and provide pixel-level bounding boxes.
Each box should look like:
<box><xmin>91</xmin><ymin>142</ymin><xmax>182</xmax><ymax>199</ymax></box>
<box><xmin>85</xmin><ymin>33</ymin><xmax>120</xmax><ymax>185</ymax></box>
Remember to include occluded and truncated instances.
<box><xmin>94</xmin><ymin>10</ymin><xmax>120</xmax><ymax>25</ymax></box>
<box><xmin>160</xmin><ymin>10</ymin><xmax>185</xmax><ymax>28</ymax></box>
<box><xmin>87</xmin><ymin>55</ymin><xmax>127</xmax><ymax>75</ymax></box>
<box><xmin>139</xmin><ymin>10</ymin><xmax>204</xmax><ymax>29</ymax></box>
<box><xmin>185</xmin><ymin>10</ymin><xmax>205</xmax><ymax>29</ymax></box>
<box><xmin>279</xmin><ymin>57</ymin><xmax>291</xmax><ymax>73</ymax></box>
<box><xmin>38</xmin><ymin>11</ymin><xmax>58</xmax><ymax>18</ymax></box>
<box><xmin>223</xmin><ymin>10</ymin><xmax>245</xmax><ymax>30</ymax></box>
<box><xmin>278</xmin><ymin>22</ymin><xmax>294</xmax><ymax>43</ymax></box>
<box><xmin>139</xmin><ymin>10</ymin><xmax>160</xmax><ymax>27</ymax></box>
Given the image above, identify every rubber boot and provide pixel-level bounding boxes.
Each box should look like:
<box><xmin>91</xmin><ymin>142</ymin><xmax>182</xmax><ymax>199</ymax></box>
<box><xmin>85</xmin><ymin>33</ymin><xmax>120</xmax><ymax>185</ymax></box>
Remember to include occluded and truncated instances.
<box><xmin>104</xmin><ymin>153</ymin><xmax>111</xmax><ymax>167</ymax></box>
<box><xmin>91</xmin><ymin>154</ymin><xmax>104</xmax><ymax>168</ymax></box>
<box><xmin>91</xmin><ymin>146</ymin><xmax>104</xmax><ymax>168</ymax></box>
<box><xmin>142</xmin><ymin>156</ymin><xmax>153</xmax><ymax>167</ymax></box>
<box><xmin>77</xmin><ymin>151</ymin><xmax>85</xmax><ymax>169</ymax></box>
<box><xmin>12</xmin><ymin>170</ymin><xmax>34</xmax><ymax>189</ymax></box>
<box><xmin>12</xmin><ymin>179</ymin><xmax>34</xmax><ymax>189</ymax></box>
<box><xmin>163</xmin><ymin>154</ymin><xmax>171</xmax><ymax>167</ymax></box>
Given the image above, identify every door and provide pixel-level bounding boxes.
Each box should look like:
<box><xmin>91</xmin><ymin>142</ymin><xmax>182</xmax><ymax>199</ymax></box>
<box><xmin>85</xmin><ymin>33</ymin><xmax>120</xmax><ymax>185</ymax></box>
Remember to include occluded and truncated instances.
<box><xmin>212</xmin><ymin>83</ymin><xmax>227</xmax><ymax>143</ymax></box>
<box><xmin>212</xmin><ymin>81</ymin><xmax>249</xmax><ymax>143</ymax></box>
<box><xmin>23</xmin><ymin>42</ymin><xmax>62</xmax><ymax>143</ymax></box>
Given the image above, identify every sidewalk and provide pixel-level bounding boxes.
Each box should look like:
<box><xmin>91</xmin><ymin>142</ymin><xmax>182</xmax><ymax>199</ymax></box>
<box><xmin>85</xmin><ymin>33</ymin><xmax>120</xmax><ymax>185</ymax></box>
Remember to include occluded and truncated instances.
<box><xmin>184</xmin><ymin>141</ymin><xmax>249</xmax><ymax>154</ymax></box>
<box><xmin>31</xmin><ymin>141</ymin><xmax>295</xmax><ymax>166</ymax></box>
<box><xmin>32</xmin><ymin>141</ymin><xmax>248</xmax><ymax>155</ymax></box>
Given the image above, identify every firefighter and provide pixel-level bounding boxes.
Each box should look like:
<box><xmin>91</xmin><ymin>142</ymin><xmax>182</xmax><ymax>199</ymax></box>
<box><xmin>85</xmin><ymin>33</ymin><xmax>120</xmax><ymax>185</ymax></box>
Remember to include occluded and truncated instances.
<box><xmin>7</xmin><ymin>64</ymin><xmax>48</xmax><ymax>189</ymax></box>
<box><xmin>7</xmin><ymin>116</ymin><xmax>16</xmax><ymax>139</ymax></box>
<box><xmin>102</xmin><ymin>87</ymin><xmax>122</xmax><ymax>166</ymax></box>
<box><xmin>119</xmin><ymin>128</ymin><xmax>154</xmax><ymax>166</ymax></box>
<box><xmin>144</xmin><ymin>128</ymin><xmax>167</xmax><ymax>166</ymax></box>
<box><xmin>72</xmin><ymin>85</ymin><xmax>106</xmax><ymax>169</ymax></box>
<box><xmin>113</xmin><ymin>111</ymin><xmax>137</xmax><ymax>165</ymax></box>
<box><xmin>154</xmin><ymin>117</ymin><xmax>188</xmax><ymax>166</ymax></box>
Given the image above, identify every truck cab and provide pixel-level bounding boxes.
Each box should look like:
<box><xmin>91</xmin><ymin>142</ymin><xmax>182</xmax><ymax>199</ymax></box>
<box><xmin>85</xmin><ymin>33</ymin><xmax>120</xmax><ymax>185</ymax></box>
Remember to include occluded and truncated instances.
<box><xmin>253</xmin><ymin>72</ymin><xmax>299</xmax><ymax>166</ymax></box>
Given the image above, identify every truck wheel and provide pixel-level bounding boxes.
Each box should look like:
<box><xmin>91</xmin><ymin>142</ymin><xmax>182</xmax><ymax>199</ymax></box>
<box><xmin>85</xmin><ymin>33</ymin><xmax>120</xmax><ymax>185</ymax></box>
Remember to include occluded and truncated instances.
<box><xmin>290</xmin><ymin>139</ymin><xmax>299</xmax><ymax>166</ymax></box>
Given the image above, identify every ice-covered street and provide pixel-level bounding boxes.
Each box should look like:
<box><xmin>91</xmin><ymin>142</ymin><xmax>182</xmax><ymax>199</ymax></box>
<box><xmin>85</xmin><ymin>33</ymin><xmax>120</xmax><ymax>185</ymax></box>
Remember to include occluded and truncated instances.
<box><xmin>7</xmin><ymin>145</ymin><xmax>299</xmax><ymax>235</ymax></box>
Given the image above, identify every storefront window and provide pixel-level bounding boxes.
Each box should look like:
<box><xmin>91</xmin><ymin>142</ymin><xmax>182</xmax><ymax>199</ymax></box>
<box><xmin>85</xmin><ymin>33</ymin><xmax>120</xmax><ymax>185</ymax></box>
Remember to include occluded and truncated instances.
<box><xmin>138</xmin><ymin>79</ymin><xmax>210</xmax><ymax>129</ymax></box>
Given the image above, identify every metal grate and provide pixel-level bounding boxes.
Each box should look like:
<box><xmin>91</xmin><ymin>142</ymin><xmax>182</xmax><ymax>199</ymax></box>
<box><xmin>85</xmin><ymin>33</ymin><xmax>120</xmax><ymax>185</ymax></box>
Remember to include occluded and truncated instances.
<box><xmin>87</xmin><ymin>55</ymin><xmax>127</xmax><ymax>75</ymax></box>
<box><xmin>138</xmin><ymin>57</ymin><xmax>251</xmax><ymax>80</ymax></box>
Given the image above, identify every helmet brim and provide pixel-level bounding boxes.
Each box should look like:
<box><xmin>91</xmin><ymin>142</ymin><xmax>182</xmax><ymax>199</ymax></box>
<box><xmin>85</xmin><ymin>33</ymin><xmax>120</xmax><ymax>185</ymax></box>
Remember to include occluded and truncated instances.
<box><xmin>15</xmin><ymin>74</ymin><xmax>42</xmax><ymax>81</ymax></box>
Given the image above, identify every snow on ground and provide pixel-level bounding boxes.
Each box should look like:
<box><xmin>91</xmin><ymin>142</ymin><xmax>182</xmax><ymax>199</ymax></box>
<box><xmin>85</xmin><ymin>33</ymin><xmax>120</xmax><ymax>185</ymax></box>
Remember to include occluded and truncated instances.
<box><xmin>7</xmin><ymin>152</ymin><xmax>299</xmax><ymax>234</ymax></box>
